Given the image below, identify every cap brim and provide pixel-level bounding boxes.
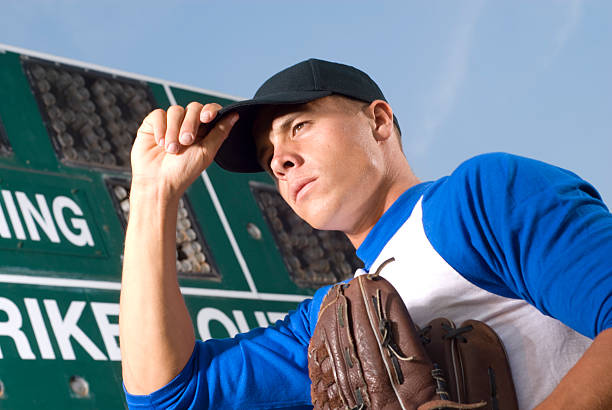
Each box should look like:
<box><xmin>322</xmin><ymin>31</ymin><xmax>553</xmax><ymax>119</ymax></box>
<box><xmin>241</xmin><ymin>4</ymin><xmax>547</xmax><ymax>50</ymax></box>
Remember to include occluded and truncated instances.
<box><xmin>210</xmin><ymin>90</ymin><xmax>333</xmax><ymax>173</ymax></box>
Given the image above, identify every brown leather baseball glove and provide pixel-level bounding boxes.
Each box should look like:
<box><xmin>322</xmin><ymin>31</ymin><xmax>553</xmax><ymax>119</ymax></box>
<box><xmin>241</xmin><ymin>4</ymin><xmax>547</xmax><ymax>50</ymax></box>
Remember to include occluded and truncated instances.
<box><xmin>307</xmin><ymin>262</ymin><xmax>518</xmax><ymax>410</ymax></box>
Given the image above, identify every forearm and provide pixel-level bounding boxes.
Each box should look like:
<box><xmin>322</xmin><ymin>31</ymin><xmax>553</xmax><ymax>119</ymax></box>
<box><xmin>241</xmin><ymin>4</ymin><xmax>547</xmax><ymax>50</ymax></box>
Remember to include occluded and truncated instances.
<box><xmin>535</xmin><ymin>327</ymin><xmax>612</xmax><ymax>409</ymax></box>
<box><xmin>119</xmin><ymin>184</ymin><xmax>196</xmax><ymax>394</ymax></box>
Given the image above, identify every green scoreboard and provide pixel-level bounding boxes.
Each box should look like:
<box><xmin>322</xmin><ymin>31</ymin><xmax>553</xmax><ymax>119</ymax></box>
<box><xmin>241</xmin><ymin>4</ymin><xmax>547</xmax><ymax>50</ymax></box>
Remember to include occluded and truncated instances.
<box><xmin>0</xmin><ymin>44</ymin><xmax>361</xmax><ymax>409</ymax></box>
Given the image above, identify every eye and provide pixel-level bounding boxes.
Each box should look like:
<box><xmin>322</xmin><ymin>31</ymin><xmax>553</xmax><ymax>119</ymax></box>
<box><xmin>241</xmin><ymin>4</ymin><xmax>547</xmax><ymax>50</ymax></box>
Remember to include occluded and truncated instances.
<box><xmin>292</xmin><ymin>121</ymin><xmax>306</xmax><ymax>136</ymax></box>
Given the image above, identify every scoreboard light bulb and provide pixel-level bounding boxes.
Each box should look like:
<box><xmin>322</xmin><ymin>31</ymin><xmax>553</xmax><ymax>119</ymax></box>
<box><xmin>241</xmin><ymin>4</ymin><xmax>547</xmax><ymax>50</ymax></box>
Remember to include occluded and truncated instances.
<box><xmin>32</xmin><ymin>65</ymin><xmax>46</xmax><ymax>80</ymax></box>
<box><xmin>92</xmin><ymin>151</ymin><xmax>104</xmax><ymax>164</ymax></box>
<box><xmin>111</xmin><ymin>106</ymin><xmax>121</xmax><ymax>118</ymax></box>
<box><xmin>120</xmin><ymin>198</ymin><xmax>130</xmax><ymax>214</ymax></box>
<box><xmin>57</xmin><ymin>72</ymin><xmax>72</xmax><ymax>88</ymax></box>
<box><xmin>181</xmin><ymin>260</ymin><xmax>193</xmax><ymax>272</ymax></box>
<box><xmin>72</xmin><ymin>73</ymin><xmax>85</xmax><ymax>87</ymax></box>
<box><xmin>83</xmin><ymin>100</ymin><xmax>96</xmax><ymax>114</ymax></box>
<box><xmin>106</xmin><ymin>93</ymin><xmax>117</xmax><ymax>106</ymax></box>
<box><xmin>195</xmin><ymin>252</ymin><xmax>206</xmax><ymax>263</ymax></box>
<box><xmin>181</xmin><ymin>243</ymin><xmax>196</xmax><ymax>257</ymax></box>
<box><xmin>200</xmin><ymin>262</ymin><xmax>211</xmax><ymax>274</ymax></box>
<box><xmin>61</xmin><ymin>109</ymin><xmax>76</xmax><ymax>124</ymax></box>
<box><xmin>57</xmin><ymin>132</ymin><xmax>74</xmax><ymax>148</ymax></box>
<box><xmin>47</xmin><ymin>106</ymin><xmax>61</xmax><ymax>121</ymax></box>
<box><xmin>95</xmin><ymin>94</ymin><xmax>112</xmax><ymax>108</ymax></box>
<box><xmin>38</xmin><ymin>80</ymin><xmax>51</xmax><ymax>93</ymax></box>
<box><xmin>103</xmin><ymin>153</ymin><xmax>117</xmax><ymax>166</ymax></box>
<box><xmin>112</xmin><ymin>185</ymin><xmax>128</xmax><ymax>201</ymax></box>
<box><xmin>101</xmin><ymin>108</ymin><xmax>115</xmax><ymax>122</ymax></box>
<box><xmin>332</xmin><ymin>251</ymin><xmax>346</xmax><ymax>263</ymax></box>
<box><xmin>64</xmin><ymin>147</ymin><xmax>78</xmax><ymax>160</ymax></box>
<box><xmin>83</xmin><ymin>132</ymin><xmax>100</xmax><ymax>149</ymax></box>
<box><xmin>106</xmin><ymin>121</ymin><xmax>121</xmax><ymax>136</ymax></box>
<box><xmin>79</xmin><ymin>150</ymin><xmax>91</xmax><ymax>161</ymax></box>
<box><xmin>78</xmin><ymin>87</ymin><xmax>90</xmax><ymax>101</ymax></box>
<box><xmin>52</xmin><ymin>120</ymin><xmax>67</xmax><ymax>134</ymax></box>
<box><xmin>100</xmin><ymin>140</ymin><xmax>112</xmax><ymax>153</ymax></box>
<box><xmin>123</xmin><ymin>131</ymin><xmax>134</xmax><ymax>145</ymax></box>
<box><xmin>185</xmin><ymin>229</ymin><xmax>197</xmax><ymax>241</ymax></box>
<box><xmin>91</xmin><ymin>113</ymin><xmax>102</xmax><ymax>128</ymax></box>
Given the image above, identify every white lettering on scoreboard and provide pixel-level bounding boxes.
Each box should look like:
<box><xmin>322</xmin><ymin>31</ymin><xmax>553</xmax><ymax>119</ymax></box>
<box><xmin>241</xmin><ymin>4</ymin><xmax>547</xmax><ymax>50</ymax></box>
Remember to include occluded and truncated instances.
<box><xmin>0</xmin><ymin>296</ymin><xmax>287</xmax><ymax>361</ymax></box>
<box><xmin>0</xmin><ymin>190</ymin><xmax>94</xmax><ymax>247</ymax></box>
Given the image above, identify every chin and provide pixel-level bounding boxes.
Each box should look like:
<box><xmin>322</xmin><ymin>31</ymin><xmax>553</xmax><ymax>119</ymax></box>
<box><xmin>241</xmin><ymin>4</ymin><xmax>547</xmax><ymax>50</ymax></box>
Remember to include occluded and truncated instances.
<box><xmin>291</xmin><ymin>203</ymin><xmax>325</xmax><ymax>230</ymax></box>
<box><xmin>292</xmin><ymin>189</ymin><xmax>351</xmax><ymax>231</ymax></box>
<box><xmin>298</xmin><ymin>204</ymin><xmax>344</xmax><ymax>232</ymax></box>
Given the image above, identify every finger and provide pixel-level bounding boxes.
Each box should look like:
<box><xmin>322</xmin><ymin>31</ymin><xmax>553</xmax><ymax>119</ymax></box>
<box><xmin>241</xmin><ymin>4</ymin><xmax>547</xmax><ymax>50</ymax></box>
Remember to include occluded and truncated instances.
<box><xmin>198</xmin><ymin>112</ymin><xmax>239</xmax><ymax>158</ymax></box>
<box><xmin>138</xmin><ymin>109</ymin><xmax>167</xmax><ymax>147</ymax></box>
<box><xmin>178</xmin><ymin>102</ymin><xmax>204</xmax><ymax>145</ymax></box>
<box><xmin>164</xmin><ymin>105</ymin><xmax>186</xmax><ymax>154</ymax></box>
<box><xmin>200</xmin><ymin>103</ymin><xmax>223</xmax><ymax>123</ymax></box>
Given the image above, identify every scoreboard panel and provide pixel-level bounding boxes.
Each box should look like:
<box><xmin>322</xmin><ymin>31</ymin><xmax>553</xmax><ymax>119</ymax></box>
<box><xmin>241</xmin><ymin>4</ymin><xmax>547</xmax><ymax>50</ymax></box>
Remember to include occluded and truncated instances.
<box><xmin>0</xmin><ymin>44</ymin><xmax>361</xmax><ymax>408</ymax></box>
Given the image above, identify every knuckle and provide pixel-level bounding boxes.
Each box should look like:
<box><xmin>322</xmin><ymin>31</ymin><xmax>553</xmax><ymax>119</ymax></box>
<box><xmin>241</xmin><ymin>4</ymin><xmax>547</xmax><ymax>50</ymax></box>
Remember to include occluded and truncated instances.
<box><xmin>168</xmin><ymin>104</ymin><xmax>185</xmax><ymax>114</ymax></box>
<box><xmin>203</xmin><ymin>103</ymin><xmax>222</xmax><ymax>112</ymax></box>
<box><xmin>186</xmin><ymin>101</ymin><xmax>203</xmax><ymax>110</ymax></box>
<box><xmin>146</xmin><ymin>108</ymin><xmax>165</xmax><ymax>121</ymax></box>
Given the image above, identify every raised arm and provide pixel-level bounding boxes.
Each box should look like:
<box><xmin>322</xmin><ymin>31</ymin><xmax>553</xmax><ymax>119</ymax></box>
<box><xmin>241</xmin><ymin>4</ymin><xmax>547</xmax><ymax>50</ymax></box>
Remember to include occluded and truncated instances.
<box><xmin>119</xmin><ymin>102</ymin><xmax>238</xmax><ymax>394</ymax></box>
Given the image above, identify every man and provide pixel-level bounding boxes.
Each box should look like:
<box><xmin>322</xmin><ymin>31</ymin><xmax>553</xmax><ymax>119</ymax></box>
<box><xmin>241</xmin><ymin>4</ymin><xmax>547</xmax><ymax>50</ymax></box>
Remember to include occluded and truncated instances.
<box><xmin>120</xmin><ymin>59</ymin><xmax>612</xmax><ymax>409</ymax></box>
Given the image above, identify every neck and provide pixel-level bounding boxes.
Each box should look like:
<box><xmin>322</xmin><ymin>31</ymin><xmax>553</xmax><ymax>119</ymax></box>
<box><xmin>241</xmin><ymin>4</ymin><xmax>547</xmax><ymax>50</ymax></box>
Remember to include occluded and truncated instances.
<box><xmin>345</xmin><ymin>164</ymin><xmax>420</xmax><ymax>248</ymax></box>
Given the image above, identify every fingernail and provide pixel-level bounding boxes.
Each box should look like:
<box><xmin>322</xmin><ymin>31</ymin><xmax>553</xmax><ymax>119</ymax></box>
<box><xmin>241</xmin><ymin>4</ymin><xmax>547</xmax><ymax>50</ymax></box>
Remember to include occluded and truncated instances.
<box><xmin>179</xmin><ymin>132</ymin><xmax>194</xmax><ymax>144</ymax></box>
<box><xmin>201</xmin><ymin>111</ymin><xmax>212</xmax><ymax>122</ymax></box>
<box><xmin>158</xmin><ymin>138</ymin><xmax>165</xmax><ymax>147</ymax></box>
<box><xmin>166</xmin><ymin>143</ymin><xmax>178</xmax><ymax>154</ymax></box>
<box><xmin>229</xmin><ymin>114</ymin><xmax>239</xmax><ymax>125</ymax></box>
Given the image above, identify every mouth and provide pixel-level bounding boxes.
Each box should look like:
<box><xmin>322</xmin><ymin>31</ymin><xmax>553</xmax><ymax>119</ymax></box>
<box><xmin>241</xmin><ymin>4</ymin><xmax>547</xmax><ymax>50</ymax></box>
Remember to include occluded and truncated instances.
<box><xmin>291</xmin><ymin>177</ymin><xmax>317</xmax><ymax>203</ymax></box>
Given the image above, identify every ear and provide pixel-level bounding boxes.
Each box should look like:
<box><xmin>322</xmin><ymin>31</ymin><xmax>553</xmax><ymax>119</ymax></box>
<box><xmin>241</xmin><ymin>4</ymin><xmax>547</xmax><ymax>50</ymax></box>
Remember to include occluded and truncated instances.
<box><xmin>368</xmin><ymin>100</ymin><xmax>394</xmax><ymax>142</ymax></box>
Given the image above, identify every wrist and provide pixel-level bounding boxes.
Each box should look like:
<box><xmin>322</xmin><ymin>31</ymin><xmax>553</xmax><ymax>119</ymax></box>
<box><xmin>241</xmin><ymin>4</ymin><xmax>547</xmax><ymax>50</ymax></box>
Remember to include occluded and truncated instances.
<box><xmin>125</xmin><ymin>183</ymin><xmax>180</xmax><ymax>240</ymax></box>
<box><xmin>129</xmin><ymin>176</ymin><xmax>182</xmax><ymax>206</ymax></box>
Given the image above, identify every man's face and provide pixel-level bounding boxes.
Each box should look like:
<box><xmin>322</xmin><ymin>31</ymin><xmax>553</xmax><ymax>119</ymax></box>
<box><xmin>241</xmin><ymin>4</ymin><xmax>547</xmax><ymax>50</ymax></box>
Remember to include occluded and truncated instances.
<box><xmin>253</xmin><ymin>96</ymin><xmax>387</xmax><ymax>232</ymax></box>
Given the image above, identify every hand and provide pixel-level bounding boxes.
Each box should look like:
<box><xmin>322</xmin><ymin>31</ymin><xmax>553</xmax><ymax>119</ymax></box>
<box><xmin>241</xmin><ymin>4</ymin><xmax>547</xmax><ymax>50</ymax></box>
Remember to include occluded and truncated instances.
<box><xmin>130</xmin><ymin>102</ymin><xmax>238</xmax><ymax>200</ymax></box>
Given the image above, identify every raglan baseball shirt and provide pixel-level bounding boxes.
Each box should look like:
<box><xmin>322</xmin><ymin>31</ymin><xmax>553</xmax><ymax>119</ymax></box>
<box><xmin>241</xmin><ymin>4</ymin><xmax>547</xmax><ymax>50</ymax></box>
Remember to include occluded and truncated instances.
<box><xmin>125</xmin><ymin>153</ymin><xmax>612</xmax><ymax>409</ymax></box>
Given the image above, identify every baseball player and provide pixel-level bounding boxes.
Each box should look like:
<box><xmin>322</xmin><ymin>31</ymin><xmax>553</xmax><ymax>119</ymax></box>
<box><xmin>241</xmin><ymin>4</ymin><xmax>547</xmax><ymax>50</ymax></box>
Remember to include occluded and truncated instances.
<box><xmin>120</xmin><ymin>59</ymin><xmax>612</xmax><ymax>409</ymax></box>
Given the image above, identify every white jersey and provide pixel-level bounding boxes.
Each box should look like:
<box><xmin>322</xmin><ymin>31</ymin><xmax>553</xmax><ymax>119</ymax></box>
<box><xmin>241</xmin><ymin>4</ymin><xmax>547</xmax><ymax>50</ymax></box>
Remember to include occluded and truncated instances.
<box><xmin>356</xmin><ymin>197</ymin><xmax>591</xmax><ymax>408</ymax></box>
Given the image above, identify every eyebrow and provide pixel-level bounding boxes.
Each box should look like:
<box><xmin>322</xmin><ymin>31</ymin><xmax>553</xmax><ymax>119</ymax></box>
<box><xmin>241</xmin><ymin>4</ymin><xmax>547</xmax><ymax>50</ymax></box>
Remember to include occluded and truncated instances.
<box><xmin>274</xmin><ymin>112</ymin><xmax>301</xmax><ymax>134</ymax></box>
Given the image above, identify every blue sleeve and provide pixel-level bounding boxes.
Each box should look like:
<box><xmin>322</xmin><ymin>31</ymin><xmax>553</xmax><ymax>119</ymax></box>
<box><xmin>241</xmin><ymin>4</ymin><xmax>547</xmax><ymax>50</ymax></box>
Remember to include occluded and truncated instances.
<box><xmin>124</xmin><ymin>284</ymin><xmax>332</xmax><ymax>409</ymax></box>
<box><xmin>422</xmin><ymin>153</ymin><xmax>612</xmax><ymax>339</ymax></box>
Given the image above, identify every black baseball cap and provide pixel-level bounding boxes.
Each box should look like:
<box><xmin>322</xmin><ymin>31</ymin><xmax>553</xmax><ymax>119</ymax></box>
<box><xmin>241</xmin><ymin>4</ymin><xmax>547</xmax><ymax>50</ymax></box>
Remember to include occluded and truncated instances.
<box><xmin>211</xmin><ymin>58</ymin><xmax>400</xmax><ymax>173</ymax></box>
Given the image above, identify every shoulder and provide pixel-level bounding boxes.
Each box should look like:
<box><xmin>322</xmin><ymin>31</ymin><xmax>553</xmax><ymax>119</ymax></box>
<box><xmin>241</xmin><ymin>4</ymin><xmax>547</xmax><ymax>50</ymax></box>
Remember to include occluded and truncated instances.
<box><xmin>451</xmin><ymin>151</ymin><xmax>553</xmax><ymax>172</ymax></box>
<box><xmin>446</xmin><ymin>152</ymin><xmax>575</xmax><ymax>189</ymax></box>
<box><xmin>424</xmin><ymin>152</ymin><xmax>599</xmax><ymax>208</ymax></box>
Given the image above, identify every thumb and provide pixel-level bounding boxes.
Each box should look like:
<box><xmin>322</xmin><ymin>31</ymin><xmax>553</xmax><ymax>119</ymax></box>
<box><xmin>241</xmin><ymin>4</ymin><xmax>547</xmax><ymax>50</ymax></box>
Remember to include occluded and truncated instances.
<box><xmin>198</xmin><ymin>112</ymin><xmax>239</xmax><ymax>157</ymax></box>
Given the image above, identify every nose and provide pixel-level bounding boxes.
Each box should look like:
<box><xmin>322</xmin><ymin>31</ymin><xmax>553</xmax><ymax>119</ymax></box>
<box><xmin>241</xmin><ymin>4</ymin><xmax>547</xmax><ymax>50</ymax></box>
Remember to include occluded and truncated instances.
<box><xmin>270</xmin><ymin>146</ymin><xmax>302</xmax><ymax>179</ymax></box>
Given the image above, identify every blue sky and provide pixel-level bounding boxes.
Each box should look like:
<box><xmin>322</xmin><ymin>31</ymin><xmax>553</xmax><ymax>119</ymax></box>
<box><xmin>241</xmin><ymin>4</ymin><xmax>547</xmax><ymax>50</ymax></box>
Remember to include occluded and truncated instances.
<box><xmin>1</xmin><ymin>1</ymin><xmax>611</xmax><ymax>203</ymax></box>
